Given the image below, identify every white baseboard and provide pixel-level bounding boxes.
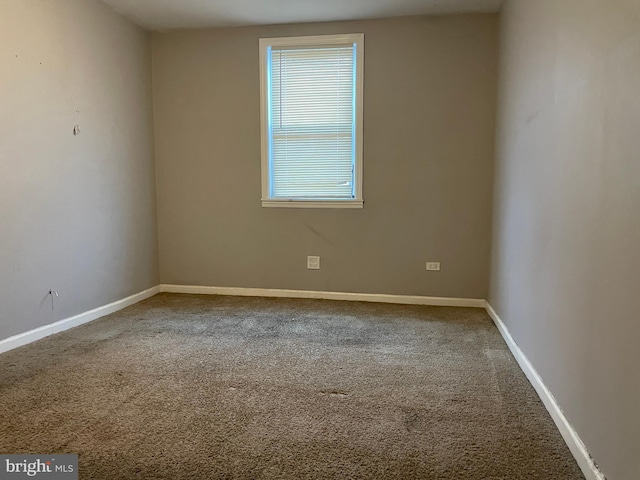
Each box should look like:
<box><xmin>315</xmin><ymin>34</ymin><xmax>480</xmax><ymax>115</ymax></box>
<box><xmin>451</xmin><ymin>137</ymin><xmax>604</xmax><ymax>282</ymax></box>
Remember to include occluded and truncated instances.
<box><xmin>160</xmin><ymin>284</ymin><xmax>486</xmax><ymax>308</ymax></box>
<box><xmin>484</xmin><ymin>302</ymin><xmax>605</xmax><ymax>480</ymax></box>
<box><xmin>0</xmin><ymin>286</ymin><xmax>160</xmax><ymax>355</ymax></box>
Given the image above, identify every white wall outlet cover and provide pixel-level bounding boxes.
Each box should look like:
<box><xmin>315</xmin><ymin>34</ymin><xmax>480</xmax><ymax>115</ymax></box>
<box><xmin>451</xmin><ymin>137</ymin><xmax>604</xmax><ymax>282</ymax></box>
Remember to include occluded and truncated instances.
<box><xmin>307</xmin><ymin>256</ymin><xmax>320</xmax><ymax>270</ymax></box>
<box><xmin>426</xmin><ymin>262</ymin><xmax>441</xmax><ymax>271</ymax></box>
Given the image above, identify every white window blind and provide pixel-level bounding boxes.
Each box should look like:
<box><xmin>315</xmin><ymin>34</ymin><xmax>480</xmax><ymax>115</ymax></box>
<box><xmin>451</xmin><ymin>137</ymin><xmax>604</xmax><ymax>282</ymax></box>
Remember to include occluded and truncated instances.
<box><xmin>269</xmin><ymin>45</ymin><xmax>355</xmax><ymax>199</ymax></box>
<box><xmin>260</xmin><ymin>34</ymin><xmax>364</xmax><ymax>208</ymax></box>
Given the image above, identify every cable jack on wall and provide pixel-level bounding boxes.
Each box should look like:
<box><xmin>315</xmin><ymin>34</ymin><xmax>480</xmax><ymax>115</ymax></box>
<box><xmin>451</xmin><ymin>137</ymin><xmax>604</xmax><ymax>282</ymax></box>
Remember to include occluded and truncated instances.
<box><xmin>49</xmin><ymin>289</ymin><xmax>59</xmax><ymax>311</ymax></box>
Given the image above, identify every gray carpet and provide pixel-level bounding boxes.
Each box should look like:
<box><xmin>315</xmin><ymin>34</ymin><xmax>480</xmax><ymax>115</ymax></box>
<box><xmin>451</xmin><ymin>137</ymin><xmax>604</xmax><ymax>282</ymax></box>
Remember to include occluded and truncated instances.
<box><xmin>0</xmin><ymin>294</ymin><xmax>584</xmax><ymax>479</ymax></box>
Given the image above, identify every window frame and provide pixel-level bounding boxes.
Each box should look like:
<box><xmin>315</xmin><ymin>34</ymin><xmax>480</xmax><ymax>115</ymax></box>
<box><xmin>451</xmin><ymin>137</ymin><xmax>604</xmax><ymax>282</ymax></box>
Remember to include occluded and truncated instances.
<box><xmin>259</xmin><ymin>33</ymin><xmax>365</xmax><ymax>209</ymax></box>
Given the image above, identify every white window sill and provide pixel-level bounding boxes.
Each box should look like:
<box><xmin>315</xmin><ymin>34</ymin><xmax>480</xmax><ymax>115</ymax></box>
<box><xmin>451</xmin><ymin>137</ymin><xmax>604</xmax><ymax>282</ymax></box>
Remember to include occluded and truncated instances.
<box><xmin>261</xmin><ymin>199</ymin><xmax>364</xmax><ymax>209</ymax></box>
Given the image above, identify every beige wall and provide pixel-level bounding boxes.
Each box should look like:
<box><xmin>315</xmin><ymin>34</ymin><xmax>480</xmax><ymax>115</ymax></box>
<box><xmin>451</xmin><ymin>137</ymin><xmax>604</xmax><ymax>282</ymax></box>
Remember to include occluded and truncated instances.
<box><xmin>152</xmin><ymin>14</ymin><xmax>498</xmax><ymax>298</ymax></box>
<box><xmin>490</xmin><ymin>1</ymin><xmax>640</xmax><ymax>478</ymax></box>
<box><xmin>0</xmin><ymin>0</ymin><xmax>159</xmax><ymax>340</ymax></box>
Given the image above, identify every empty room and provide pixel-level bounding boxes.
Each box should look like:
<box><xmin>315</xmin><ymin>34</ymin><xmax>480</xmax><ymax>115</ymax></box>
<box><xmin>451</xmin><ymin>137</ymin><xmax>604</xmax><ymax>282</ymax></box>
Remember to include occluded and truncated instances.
<box><xmin>1</xmin><ymin>0</ymin><xmax>638</xmax><ymax>479</ymax></box>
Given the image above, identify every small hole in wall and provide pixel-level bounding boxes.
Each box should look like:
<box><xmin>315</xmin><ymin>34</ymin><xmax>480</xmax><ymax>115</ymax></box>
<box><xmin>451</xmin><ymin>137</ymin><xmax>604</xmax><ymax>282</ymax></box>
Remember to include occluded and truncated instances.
<box><xmin>73</xmin><ymin>125</ymin><xmax>80</xmax><ymax>136</ymax></box>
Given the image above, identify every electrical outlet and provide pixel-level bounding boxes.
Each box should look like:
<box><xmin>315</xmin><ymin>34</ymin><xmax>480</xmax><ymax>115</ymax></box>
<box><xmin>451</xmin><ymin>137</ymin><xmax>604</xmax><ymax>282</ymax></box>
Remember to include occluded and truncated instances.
<box><xmin>307</xmin><ymin>256</ymin><xmax>320</xmax><ymax>270</ymax></box>
<box><xmin>426</xmin><ymin>262</ymin><xmax>441</xmax><ymax>271</ymax></box>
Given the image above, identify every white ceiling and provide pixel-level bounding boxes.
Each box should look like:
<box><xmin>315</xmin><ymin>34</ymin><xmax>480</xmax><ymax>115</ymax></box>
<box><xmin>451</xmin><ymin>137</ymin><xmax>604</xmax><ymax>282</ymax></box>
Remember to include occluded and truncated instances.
<box><xmin>100</xmin><ymin>0</ymin><xmax>503</xmax><ymax>31</ymax></box>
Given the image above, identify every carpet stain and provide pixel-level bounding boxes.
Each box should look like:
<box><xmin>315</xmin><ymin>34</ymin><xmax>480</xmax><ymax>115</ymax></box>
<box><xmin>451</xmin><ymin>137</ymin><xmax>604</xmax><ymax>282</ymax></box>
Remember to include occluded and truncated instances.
<box><xmin>319</xmin><ymin>389</ymin><xmax>349</xmax><ymax>397</ymax></box>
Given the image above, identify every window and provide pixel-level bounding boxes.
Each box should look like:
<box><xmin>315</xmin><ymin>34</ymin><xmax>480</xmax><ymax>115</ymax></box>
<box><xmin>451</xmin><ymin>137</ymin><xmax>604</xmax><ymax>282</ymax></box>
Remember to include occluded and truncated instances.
<box><xmin>259</xmin><ymin>34</ymin><xmax>364</xmax><ymax>208</ymax></box>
